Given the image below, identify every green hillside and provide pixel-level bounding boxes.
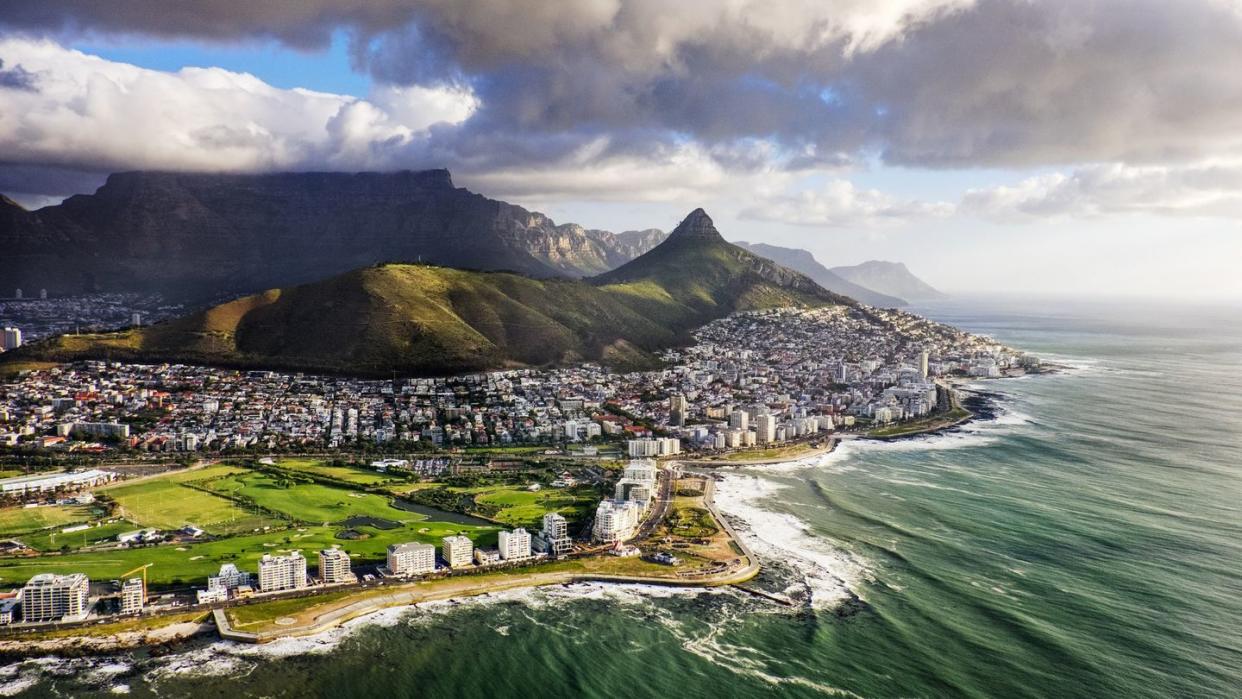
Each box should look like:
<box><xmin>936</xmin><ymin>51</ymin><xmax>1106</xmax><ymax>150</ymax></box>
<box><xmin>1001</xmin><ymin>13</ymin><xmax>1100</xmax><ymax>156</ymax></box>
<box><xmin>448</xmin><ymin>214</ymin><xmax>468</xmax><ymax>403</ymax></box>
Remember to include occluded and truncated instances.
<box><xmin>13</xmin><ymin>209</ymin><xmax>853</xmax><ymax>376</ymax></box>
<box><xmin>593</xmin><ymin>208</ymin><xmax>856</xmax><ymax>324</ymax></box>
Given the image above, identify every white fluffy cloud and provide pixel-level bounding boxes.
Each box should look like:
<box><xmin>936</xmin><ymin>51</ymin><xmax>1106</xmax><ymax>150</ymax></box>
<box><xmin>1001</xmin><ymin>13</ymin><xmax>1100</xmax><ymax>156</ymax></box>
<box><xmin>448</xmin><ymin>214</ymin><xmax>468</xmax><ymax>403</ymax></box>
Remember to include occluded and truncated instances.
<box><xmin>0</xmin><ymin>38</ymin><xmax>476</xmax><ymax>176</ymax></box>
<box><xmin>961</xmin><ymin>162</ymin><xmax>1242</xmax><ymax>221</ymax></box>
<box><xmin>739</xmin><ymin>179</ymin><xmax>952</xmax><ymax>227</ymax></box>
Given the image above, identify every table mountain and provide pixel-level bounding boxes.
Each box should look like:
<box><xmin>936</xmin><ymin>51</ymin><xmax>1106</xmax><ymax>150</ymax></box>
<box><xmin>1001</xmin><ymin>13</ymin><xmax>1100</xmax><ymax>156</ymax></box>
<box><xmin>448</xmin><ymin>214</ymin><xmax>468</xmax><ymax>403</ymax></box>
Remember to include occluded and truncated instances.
<box><xmin>0</xmin><ymin>170</ymin><xmax>665</xmax><ymax>301</ymax></box>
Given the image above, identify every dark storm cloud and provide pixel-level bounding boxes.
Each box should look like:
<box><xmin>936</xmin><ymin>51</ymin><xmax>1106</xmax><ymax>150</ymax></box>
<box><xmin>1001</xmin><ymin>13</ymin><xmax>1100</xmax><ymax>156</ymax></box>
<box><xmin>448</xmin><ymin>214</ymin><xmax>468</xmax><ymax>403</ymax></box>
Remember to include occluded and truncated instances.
<box><xmin>5</xmin><ymin>0</ymin><xmax>1242</xmax><ymax>188</ymax></box>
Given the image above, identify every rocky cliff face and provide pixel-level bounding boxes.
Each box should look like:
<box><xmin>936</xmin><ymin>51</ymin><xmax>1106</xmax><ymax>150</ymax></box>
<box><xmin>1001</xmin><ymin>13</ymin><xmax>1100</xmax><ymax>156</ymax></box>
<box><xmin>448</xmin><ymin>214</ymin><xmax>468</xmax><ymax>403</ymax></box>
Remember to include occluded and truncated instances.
<box><xmin>0</xmin><ymin>170</ymin><xmax>665</xmax><ymax>301</ymax></box>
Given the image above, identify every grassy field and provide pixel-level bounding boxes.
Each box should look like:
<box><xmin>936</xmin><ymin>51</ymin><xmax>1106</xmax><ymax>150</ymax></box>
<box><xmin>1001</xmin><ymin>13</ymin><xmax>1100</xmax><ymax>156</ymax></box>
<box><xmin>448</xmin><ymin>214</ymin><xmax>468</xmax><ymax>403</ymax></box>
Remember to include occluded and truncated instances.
<box><xmin>0</xmin><ymin>515</ymin><xmax>498</xmax><ymax>587</ymax></box>
<box><xmin>20</xmin><ymin>520</ymin><xmax>137</xmax><ymax>552</ymax></box>
<box><xmin>104</xmin><ymin>476</ymin><xmax>269</xmax><ymax>535</ymax></box>
<box><xmin>0</xmin><ymin>464</ymin><xmax>502</xmax><ymax>588</ymax></box>
<box><xmin>0</xmin><ymin>504</ymin><xmax>100</xmax><ymax>537</ymax></box>
<box><xmin>205</xmin><ymin>471</ymin><xmax>415</xmax><ymax>525</ymax></box>
<box><xmin>465</xmin><ymin>484</ymin><xmax>595</xmax><ymax>528</ymax></box>
<box><xmin>227</xmin><ymin>590</ymin><xmax>357</xmax><ymax>628</ymax></box>
<box><xmin>270</xmin><ymin>458</ymin><xmax>394</xmax><ymax>486</ymax></box>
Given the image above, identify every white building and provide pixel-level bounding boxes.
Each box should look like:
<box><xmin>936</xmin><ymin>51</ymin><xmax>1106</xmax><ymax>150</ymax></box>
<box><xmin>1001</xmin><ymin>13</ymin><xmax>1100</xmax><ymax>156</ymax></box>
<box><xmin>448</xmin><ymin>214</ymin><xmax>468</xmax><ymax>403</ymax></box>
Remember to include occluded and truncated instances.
<box><xmin>754</xmin><ymin>414</ymin><xmax>777</xmax><ymax>443</ymax></box>
<box><xmin>197</xmin><ymin>562</ymin><xmax>252</xmax><ymax>604</ymax></box>
<box><xmin>498</xmin><ymin>528</ymin><xmax>532</xmax><ymax>560</ymax></box>
<box><xmin>473</xmin><ymin>548</ymin><xmax>502</xmax><ymax>565</ymax></box>
<box><xmin>21</xmin><ymin>573</ymin><xmax>90</xmax><ymax>623</ymax></box>
<box><xmin>387</xmin><ymin>542</ymin><xmax>436</xmax><ymax>576</ymax></box>
<box><xmin>442</xmin><ymin>535</ymin><xmax>474</xmax><ymax>568</ymax></box>
<box><xmin>120</xmin><ymin>577</ymin><xmax>144</xmax><ymax>614</ymax></box>
<box><xmin>318</xmin><ymin>547</ymin><xmax>355</xmax><ymax>584</ymax></box>
<box><xmin>0</xmin><ymin>598</ymin><xmax>18</xmax><ymax>625</ymax></box>
<box><xmin>1</xmin><ymin>327</ymin><xmax>21</xmax><ymax>351</ymax></box>
<box><xmin>728</xmin><ymin>410</ymin><xmax>749</xmax><ymax>431</ymax></box>
<box><xmin>539</xmin><ymin>512</ymin><xmax>573</xmax><ymax>558</ymax></box>
<box><xmin>623</xmin><ymin>460</ymin><xmax>658</xmax><ymax>483</ymax></box>
<box><xmin>592</xmin><ymin>500</ymin><xmax>643</xmax><ymax>543</ymax></box>
<box><xmin>258</xmin><ymin>551</ymin><xmax>308</xmax><ymax>592</ymax></box>
<box><xmin>614</xmin><ymin>480</ymin><xmax>652</xmax><ymax>504</ymax></box>
<box><xmin>209</xmin><ymin>563</ymin><xmax>251</xmax><ymax>593</ymax></box>
<box><xmin>56</xmin><ymin>422</ymin><xmax>131</xmax><ymax>440</ymax></box>
<box><xmin>0</xmin><ymin>469</ymin><xmax>116</xmax><ymax>496</ymax></box>
<box><xmin>626</xmin><ymin>437</ymin><xmax>681</xmax><ymax>458</ymax></box>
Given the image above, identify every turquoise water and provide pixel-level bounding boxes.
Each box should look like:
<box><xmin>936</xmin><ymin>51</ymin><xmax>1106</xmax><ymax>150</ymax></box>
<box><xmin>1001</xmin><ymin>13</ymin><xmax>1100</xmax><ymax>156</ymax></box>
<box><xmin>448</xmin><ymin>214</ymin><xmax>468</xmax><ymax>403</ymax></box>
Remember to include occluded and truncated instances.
<box><xmin>7</xmin><ymin>297</ymin><xmax>1242</xmax><ymax>697</ymax></box>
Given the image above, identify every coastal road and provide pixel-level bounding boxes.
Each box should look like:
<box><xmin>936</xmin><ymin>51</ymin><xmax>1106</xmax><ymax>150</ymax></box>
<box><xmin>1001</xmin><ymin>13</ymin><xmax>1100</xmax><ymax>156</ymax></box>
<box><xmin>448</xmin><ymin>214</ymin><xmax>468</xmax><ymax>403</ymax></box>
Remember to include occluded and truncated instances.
<box><xmin>633</xmin><ymin>464</ymin><xmax>675</xmax><ymax>541</ymax></box>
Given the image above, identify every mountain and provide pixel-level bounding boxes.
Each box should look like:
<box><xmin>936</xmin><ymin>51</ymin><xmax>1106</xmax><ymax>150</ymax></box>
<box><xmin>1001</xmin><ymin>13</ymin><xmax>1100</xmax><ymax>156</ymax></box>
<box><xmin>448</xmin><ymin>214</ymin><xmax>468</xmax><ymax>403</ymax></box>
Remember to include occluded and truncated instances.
<box><xmin>593</xmin><ymin>209</ymin><xmax>855</xmax><ymax>328</ymax></box>
<box><xmin>830</xmin><ymin>261</ymin><xmax>947</xmax><ymax>302</ymax></box>
<box><xmin>0</xmin><ymin>170</ymin><xmax>665</xmax><ymax>301</ymax></box>
<box><xmin>733</xmin><ymin>242</ymin><xmax>908</xmax><ymax>307</ymax></box>
<box><xmin>14</xmin><ymin>210</ymin><xmax>848</xmax><ymax>376</ymax></box>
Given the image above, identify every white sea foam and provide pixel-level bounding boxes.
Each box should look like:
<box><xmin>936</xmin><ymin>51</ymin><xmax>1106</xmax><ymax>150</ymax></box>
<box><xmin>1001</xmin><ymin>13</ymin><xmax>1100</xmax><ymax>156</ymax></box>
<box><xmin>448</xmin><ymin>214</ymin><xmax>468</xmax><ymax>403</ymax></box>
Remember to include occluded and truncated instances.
<box><xmin>646</xmin><ymin>594</ymin><xmax>865</xmax><ymax>697</ymax></box>
<box><xmin>0</xmin><ymin>676</ymin><xmax>36</xmax><ymax>697</ymax></box>
<box><xmin>713</xmin><ymin>473</ymin><xmax>871</xmax><ymax>610</ymax></box>
<box><xmin>146</xmin><ymin>580</ymin><xmax>725</xmax><ymax>675</ymax></box>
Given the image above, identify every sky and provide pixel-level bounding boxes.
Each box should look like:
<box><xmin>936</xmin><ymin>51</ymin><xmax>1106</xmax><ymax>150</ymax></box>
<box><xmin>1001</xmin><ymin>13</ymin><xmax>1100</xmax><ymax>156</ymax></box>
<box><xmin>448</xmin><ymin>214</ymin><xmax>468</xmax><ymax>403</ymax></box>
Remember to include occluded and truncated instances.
<box><xmin>2</xmin><ymin>1</ymin><xmax>1242</xmax><ymax>299</ymax></box>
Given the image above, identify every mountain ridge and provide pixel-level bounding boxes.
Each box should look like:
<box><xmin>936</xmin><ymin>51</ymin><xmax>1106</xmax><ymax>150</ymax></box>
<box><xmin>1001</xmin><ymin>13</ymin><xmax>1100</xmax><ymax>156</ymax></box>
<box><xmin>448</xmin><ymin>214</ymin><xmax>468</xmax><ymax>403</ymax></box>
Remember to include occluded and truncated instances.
<box><xmin>11</xmin><ymin>209</ymin><xmax>851</xmax><ymax>376</ymax></box>
<box><xmin>0</xmin><ymin>169</ymin><xmax>667</xmax><ymax>301</ymax></box>
<box><xmin>829</xmin><ymin>260</ymin><xmax>946</xmax><ymax>302</ymax></box>
<box><xmin>733</xmin><ymin>242</ymin><xmax>908</xmax><ymax>307</ymax></box>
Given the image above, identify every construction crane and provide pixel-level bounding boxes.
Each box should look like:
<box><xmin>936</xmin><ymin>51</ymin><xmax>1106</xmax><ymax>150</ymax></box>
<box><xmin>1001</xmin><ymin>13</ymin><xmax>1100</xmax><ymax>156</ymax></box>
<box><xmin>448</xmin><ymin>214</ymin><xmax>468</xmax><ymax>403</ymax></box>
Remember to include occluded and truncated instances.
<box><xmin>121</xmin><ymin>563</ymin><xmax>154</xmax><ymax>603</ymax></box>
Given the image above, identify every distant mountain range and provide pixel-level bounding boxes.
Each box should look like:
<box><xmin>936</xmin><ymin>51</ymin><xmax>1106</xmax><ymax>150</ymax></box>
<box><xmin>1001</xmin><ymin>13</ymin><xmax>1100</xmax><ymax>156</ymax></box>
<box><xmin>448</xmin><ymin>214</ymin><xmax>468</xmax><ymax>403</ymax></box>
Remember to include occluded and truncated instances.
<box><xmin>733</xmin><ymin>242</ymin><xmax>907</xmax><ymax>307</ymax></box>
<box><xmin>829</xmin><ymin>261</ymin><xmax>946</xmax><ymax>302</ymax></box>
<box><xmin>0</xmin><ymin>170</ymin><xmax>667</xmax><ymax>301</ymax></box>
<box><xmin>17</xmin><ymin>209</ymin><xmax>851</xmax><ymax>376</ymax></box>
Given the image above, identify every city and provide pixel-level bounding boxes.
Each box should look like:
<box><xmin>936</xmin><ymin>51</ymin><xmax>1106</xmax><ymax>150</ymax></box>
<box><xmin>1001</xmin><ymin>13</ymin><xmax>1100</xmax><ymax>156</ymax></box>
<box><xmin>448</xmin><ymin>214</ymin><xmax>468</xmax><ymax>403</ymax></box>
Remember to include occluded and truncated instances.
<box><xmin>0</xmin><ymin>305</ymin><xmax>1040</xmax><ymax>458</ymax></box>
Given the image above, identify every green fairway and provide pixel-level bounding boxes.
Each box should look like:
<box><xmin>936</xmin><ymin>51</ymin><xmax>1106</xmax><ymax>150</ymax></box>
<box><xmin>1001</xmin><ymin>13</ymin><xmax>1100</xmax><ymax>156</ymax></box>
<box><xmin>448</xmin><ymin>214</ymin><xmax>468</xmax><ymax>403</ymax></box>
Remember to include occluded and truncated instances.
<box><xmin>0</xmin><ymin>504</ymin><xmax>101</xmax><ymax>537</ymax></box>
<box><xmin>465</xmin><ymin>484</ymin><xmax>595</xmax><ymax>528</ymax></box>
<box><xmin>271</xmin><ymin>458</ymin><xmax>394</xmax><ymax>485</ymax></box>
<box><xmin>104</xmin><ymin>473</ymin><xmax>271</xmax><ymax>535</ymax></box>
<box><xmin>205</xmin><ymin>471</ymin><xmax>415</xmax><ymax>524</ymax></box>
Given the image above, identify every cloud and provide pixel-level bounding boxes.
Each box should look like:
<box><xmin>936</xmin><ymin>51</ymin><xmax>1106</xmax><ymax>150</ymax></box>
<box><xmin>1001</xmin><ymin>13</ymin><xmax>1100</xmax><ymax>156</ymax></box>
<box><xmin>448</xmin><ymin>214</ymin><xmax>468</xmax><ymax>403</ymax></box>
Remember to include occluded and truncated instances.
<box><xmin>10</xmin><ymin>1</ymin><xmax>1242</xmax><ymax>169</ymax></box>
<box><xmin>0</xmin><ymin>38</ymin><xmax>476</xmax><ymax>178</ymax></box>
<box><xmin>962</xmin><ymin>162</ymin><xmax>1242</xmax><ymax>220</ymax></box>
<box><xmin>0</xmin><ymin>58</ymin><xmax>36</xmax><ymax>90</ymax></box>
<box><xmin>739</xmin><ymin>179</ymin><xmax>952</xmax><ymax>227</ymax></box>
<box><xmin>6</xmin><ymin>1</ymin><xmax>1242</xmax><ymax>212</ymax></box>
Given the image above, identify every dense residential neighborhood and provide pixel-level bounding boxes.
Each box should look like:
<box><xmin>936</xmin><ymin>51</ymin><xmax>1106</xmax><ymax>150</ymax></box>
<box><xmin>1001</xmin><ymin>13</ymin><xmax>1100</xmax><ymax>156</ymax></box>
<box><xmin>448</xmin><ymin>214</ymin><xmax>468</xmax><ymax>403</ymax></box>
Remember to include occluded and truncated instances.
<box><xmin>0</xmin><ymin>306</ymin><xmax>1038</xmax><ymax>456</ymax></box>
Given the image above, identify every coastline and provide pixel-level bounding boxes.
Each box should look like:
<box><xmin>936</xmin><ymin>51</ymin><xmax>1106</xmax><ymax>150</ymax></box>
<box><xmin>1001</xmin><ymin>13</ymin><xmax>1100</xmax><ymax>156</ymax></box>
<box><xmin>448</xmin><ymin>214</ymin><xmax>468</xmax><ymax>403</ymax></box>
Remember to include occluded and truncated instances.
<box><xmin>0</xmin><ymin>372</ymin><xmax>1037</xmax><ymax>657</ymax></box>
<box><xmin>0</xmin><ymin>467</ymin><xmax>759</xmax><ymax>655</ymax></box>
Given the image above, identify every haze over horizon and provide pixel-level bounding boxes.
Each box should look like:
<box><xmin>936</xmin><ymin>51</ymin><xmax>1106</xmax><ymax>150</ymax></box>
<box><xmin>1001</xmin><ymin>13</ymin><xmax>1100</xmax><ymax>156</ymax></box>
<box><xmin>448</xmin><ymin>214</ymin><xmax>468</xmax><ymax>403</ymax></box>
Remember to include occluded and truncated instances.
<box><xmin>3</xmin><ymin>1</ymin><xmax>1242</xmax><ymax>300</ymax></box>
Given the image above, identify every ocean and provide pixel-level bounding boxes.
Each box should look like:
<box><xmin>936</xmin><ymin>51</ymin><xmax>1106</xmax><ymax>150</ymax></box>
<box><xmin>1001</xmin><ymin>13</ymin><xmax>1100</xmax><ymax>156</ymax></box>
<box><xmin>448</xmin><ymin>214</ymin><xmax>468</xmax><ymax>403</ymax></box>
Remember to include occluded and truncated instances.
<box><xmin>4</xmin><ymin>296</ymin><xmax>1241</xmax><ymax>698</ymax></box>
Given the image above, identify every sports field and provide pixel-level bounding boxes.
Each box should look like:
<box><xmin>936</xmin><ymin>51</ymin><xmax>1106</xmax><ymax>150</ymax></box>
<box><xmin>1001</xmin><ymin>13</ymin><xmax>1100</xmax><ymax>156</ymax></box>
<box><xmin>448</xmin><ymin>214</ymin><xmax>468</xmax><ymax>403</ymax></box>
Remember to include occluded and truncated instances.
<box><xmin>0</xmin><ymin>503</ymin><xmax>100</xmax><ymax>537</ymax></box>
<box><xmin>103</xmin><ymin>475</ymin><xmax>270</xmax><ymax>535</ymax></box>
